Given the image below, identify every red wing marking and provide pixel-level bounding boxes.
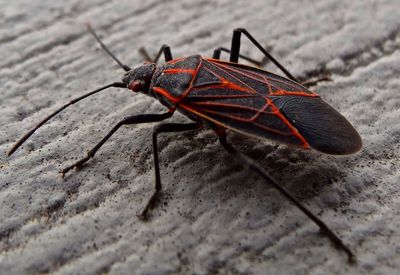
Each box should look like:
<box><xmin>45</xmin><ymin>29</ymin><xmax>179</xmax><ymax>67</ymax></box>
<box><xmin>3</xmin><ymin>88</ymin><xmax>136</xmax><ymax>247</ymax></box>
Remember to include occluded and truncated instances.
<box><xmin>213</xmin><ymin>61</ymin><xmax>318</xmax><ymax>97</ymax></box>
<box><xmin>201</xmin><ymin>65</ymin><xmax>258</xmax><ymax>94</ymax></box>
<box><xmin>192</xmin><ymin>82</ymin><xmax>254</xmax><ymax>93</ymax></box>
<box><xmin>179</xmin><ymin>58</ymin><xmax>313</xmax><ymax>147</ymax></box>
<box><xmin>154</xmin><ymin>57</ymin><xmax>314</xmax><ymax>147</ymax></box>
<box><xmin>188</xmin><ymin>94</ymin><xmax>258</xmax><ymax>99</ymax></box>
<box><xmin>179</xmin><ymin>102</ymin><xmax>309</xmax><ymax>147</ymax></box>
<box><xmin>189</xmin><ymin>97</ymin><xmax>308</xmax><ymax>140</ymax></box>
<box><xmin>191</xmin><ymin>101</ymin><xmax>265</xmax><ymax>112</ymax></box>
<box><xmin>262</xmin><ymin>75</ymin><xmax>273</xmax><ymax>95</ymax></box>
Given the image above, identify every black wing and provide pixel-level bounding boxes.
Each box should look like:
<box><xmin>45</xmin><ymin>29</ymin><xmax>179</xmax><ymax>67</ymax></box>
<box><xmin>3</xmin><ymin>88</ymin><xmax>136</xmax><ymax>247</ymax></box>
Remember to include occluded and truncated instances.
<box><xmin>178</xmin><ymin>58</ymin><xmax>362</xmax><ymax>154</ymax></box>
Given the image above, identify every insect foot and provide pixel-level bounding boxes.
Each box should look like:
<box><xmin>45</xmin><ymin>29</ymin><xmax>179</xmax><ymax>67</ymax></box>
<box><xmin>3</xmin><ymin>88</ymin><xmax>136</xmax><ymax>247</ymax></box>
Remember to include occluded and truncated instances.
<box><xmin>137</xmin><ymin>191</ymin><xmax>160</xmax><ymax>221</ymax></box>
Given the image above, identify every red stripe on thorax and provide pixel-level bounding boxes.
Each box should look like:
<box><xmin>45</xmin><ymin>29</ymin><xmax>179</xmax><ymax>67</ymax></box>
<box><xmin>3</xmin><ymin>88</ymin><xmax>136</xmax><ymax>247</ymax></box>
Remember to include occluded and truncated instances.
<box><xmin>164</xmin><ymin>68</ymin><xmax>196</xmax><ymax>75</ymax></box>
<box><xmin>152</xmin><ymin>87</ymin><xmax>180</xmax><ymax>104</ymax></box>
<box><xmin>202</xmin><ymin>61</ymin><xmax>257</xmax><ymax>94</ymax></box>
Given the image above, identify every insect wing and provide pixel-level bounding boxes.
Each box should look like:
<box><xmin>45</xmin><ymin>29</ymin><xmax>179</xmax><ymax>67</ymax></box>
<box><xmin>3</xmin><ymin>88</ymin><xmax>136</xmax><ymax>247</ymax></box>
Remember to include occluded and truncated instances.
<box><xmin>180</xmin><ymin>58</ymin><xmax>361</xmax><ymax>154</ymax></box>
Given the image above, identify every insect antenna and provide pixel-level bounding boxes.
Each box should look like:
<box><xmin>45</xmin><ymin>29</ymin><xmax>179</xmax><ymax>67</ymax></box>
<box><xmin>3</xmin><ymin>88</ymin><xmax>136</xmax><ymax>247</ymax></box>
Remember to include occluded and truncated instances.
<box><xmin>86</xmin><ymin>24</ymin><xmax>131</xmax><ymax>72</ymax></box>
<box><xmin>7</xmin><ymin>82</ymin><xmax>126</xmax><ymax>156</ymax></box>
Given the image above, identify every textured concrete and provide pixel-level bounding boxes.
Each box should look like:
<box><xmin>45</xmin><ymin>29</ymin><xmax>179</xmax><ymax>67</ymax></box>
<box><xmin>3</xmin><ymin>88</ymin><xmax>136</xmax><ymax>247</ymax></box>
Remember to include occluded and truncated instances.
<box><xmin>1</xmin><ymin>0</ymin><xmax>399</xmax><ymax>274</ymax></box>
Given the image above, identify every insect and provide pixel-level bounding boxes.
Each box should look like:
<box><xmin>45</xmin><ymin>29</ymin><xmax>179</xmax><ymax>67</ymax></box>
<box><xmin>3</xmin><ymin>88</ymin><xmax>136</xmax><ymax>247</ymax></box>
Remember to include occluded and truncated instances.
<box><xmin>8</xmin><ymin>25</ymin><xmax>361</xmax><ymax>261</ymax></box>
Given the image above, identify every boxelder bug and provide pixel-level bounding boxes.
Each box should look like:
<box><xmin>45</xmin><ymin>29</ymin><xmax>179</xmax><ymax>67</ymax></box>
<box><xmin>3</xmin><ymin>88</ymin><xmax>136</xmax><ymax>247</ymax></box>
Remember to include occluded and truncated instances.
<box><xmin>8</xmin><ymin>25</ymin><xmax>362</xmax><ymax>261</ymax></box>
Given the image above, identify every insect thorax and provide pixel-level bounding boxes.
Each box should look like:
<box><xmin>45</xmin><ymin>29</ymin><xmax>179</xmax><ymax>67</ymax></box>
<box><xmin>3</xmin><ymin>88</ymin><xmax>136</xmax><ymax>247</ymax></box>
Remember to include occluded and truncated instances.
<box><xmin>150</xmin><ymin>55</ymin><xmax>202</xmax><ymax>107</ymax></box>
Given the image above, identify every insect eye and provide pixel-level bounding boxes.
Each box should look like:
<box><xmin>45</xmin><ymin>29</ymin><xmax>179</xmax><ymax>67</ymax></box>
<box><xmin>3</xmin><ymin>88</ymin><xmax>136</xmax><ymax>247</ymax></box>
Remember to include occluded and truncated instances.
<box><xmin>128</xmin><ymin>80</ymin><xmax>142</xmax><ymax>92</ymax></box>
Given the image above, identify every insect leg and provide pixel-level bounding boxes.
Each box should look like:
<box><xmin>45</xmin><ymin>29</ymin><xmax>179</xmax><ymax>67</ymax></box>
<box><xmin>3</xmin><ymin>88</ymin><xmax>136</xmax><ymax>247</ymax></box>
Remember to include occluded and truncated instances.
<box><xmin>139</xmin><ymin>122</ymin><xmax>201</xmax><ymax>220</ymax></box>
<box><xmin>138</xmin><ymin>45</ymin><xmax>173</xmax><ymax>64</ymax></box>
<box><xmin>229</xmin><ymin>28</ymin><xmax>299</xmax><ymax>83</ymax></box>
<box><xmin>218</xmin><ymin>135</ymin><xmax>355</xmax><ymax>262</ymax></box>
<box><xmin>212</xmin><ymin>47</ymin><xmax>266</xmax><ymax>67</ymax></box>
<box><xmin>301</xmin><ymin>75</ymin><xmax>332</xmax><ymax>88</ymax></box>
<box><xmin>87</xmin><ymin>24</ymin><xmax>131</xmax><ymax>71</ymax></box>
<box><xmin>59</xmin><ymin>112</ymin><xmax>174</xmax><ymax>177</ymax></box>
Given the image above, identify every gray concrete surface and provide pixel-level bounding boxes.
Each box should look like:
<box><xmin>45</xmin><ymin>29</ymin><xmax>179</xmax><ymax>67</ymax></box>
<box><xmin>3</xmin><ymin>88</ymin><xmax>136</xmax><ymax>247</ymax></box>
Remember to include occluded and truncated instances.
<box><xmin>1</xmin><ymin>0</ymin><xmax>399</xmax><ymax>274</ymax></box>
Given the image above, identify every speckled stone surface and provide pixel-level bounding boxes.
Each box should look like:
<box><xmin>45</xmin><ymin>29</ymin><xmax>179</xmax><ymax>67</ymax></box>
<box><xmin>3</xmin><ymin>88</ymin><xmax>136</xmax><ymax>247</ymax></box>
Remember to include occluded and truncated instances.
<box><xmin>1</xmin><ymin>1</ymin><xmax>399</xmax><ymax>274</ymax></box>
